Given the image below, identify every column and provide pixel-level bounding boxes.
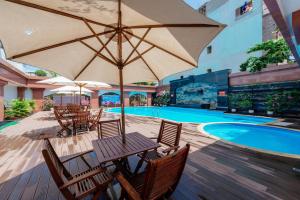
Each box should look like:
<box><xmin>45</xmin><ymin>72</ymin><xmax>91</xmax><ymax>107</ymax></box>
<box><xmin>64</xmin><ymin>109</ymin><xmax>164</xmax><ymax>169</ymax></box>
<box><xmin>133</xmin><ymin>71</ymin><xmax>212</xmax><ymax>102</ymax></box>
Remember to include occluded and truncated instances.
<box><xmin>0</xmin><ymin>81</ymin><xmax>7</xmax><ymax>121</ymax></box>
<box><xmin>32</xmin><ymin>88</ymin><xmax>44</xmax><ymax>112</ymax></box>
<box><xmin>124</xmin><ymin>91</ymin><xmax>130</xmax><ymax>107</ymax></box>
<box><xmin>17</xmin><ymin>87</ymin><xmax>26</xmax><ymax>100</ymax></box>
<box><xmin>147</xmin><ymin>92</ymin><xmax>152</xmax><ymax>106</ymax></box>
<box><xmin>90</xmin><ymin>90</ymin><xmax>99</xmax><ymax>109</ymax></box>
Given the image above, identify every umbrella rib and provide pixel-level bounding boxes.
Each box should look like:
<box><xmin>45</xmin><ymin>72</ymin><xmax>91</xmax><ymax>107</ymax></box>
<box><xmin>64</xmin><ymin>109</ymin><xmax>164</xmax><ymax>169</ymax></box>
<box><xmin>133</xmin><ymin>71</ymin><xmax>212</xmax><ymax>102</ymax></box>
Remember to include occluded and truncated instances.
<box><xmin>123</xmin><ymin>24</ymin><xmax>221</xmax><ymax>29</ymax></box>
<box><xmin>74</xmin><ymin>31</ymin><xmax>118</xmax><ymax>80</ymax></box>
<box><xmin>123</xmin><ymin>28</ymin><xmax>151</xmax><ymax>64</ymax></box>
<box><xmin>4</xmin><ymin>0</ymin><xmax>115</xmax><ymax>29</ymax></box>
<box><xmin>125</xmin><ymin>45</ymin><xmax>155</xmax><ymax>65</ymax></box>
<box><xmin>83</xmin><ymin>19</ymin><xmax>118</xmax><ymax>64</ymax></box>
<box><xmin>122</xmin><ymin>33</ymin><xmax>160</xmax><ymax>81</ymax></box>
<box><xmin>9</xmin><ymin>30</ymin><xmax>115</xmax><ymax>59</ymax></box>
<box><xmin>80</xmin><ymin>41</ymin><xmax>117</xmax><ymax>66</ymax></box>
<box><xmin>74</xmin><ymin>54</ymin><xmax>97</xmax><ymax>81</ymax></box>
<box><xmin>123</xmin><ymin>30</ymin><xmax>197</xmax><ymax>67</ymax></box>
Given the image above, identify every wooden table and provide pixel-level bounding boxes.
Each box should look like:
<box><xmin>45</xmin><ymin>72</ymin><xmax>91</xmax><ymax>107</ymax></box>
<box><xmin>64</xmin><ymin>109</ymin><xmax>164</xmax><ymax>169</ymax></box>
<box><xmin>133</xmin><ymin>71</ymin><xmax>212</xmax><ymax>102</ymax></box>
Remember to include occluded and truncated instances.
<box><xmin>92</xmin><ymin>132</ymin><xmax>160</xmax><ymax>164</ymax></box>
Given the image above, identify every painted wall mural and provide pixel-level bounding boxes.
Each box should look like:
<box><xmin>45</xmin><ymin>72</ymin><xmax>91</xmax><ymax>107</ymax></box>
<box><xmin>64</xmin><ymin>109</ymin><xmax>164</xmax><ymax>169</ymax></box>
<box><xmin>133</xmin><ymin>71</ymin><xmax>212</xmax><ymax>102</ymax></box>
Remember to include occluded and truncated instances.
<box><xmin>176</xmin><ymin>82</ymin><xmax>217</xmax><ymax>105</ymax></box>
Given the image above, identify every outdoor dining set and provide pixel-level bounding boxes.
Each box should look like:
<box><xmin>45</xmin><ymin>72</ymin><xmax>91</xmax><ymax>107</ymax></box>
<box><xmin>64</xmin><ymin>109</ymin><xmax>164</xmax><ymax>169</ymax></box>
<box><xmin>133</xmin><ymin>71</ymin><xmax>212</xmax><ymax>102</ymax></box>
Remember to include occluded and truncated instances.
<box><xmin>54</xmin><ymin>104</ymin><xmax>102</xmax><ymax>137</ymax></box>
<box><xmin>49</xmin><ymin>105</ymin><xmax>189</xmax><ymax>199</ymax></box>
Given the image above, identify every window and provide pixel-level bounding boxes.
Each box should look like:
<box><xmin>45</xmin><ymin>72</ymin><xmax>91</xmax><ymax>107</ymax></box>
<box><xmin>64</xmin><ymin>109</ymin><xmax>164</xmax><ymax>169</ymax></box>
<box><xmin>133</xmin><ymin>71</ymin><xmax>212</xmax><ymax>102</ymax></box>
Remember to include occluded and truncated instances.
<box><xmin>207</xmin><ymin>46</ymin><xmax>212</xmax><ymax>54</ymax></box>
<box><xmin>236</xmin><ymin>0</ymin><xmax>253</xmax><ymax>19</ymax></box>
<box><xmin>199</xmin><ymin>4</ymin><xmax>207</xmax><ymax>16</ymax></box>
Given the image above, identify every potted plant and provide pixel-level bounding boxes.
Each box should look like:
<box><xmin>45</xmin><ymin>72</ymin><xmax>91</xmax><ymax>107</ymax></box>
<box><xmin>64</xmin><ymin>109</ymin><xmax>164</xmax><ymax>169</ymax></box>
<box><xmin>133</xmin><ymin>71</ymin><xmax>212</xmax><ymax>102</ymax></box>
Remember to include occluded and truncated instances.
<box><xmin>238</xmin><ymin>93</ymin><xmax>253</xmax><ymax>114</ymax></box>
<box><xmin>228</xmin><ymin>93</ymin><xmax>239</xmax><ymax>113</ymax></box>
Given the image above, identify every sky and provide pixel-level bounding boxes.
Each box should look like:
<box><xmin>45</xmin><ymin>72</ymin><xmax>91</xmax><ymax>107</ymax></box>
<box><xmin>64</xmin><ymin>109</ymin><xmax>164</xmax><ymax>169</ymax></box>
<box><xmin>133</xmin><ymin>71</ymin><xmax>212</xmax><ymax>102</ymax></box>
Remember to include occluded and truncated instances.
<box><xmin>184</xmin><ymin>0</ymin><xmax>206</xmax><ymax>9</ymax></box>
<box><xmin>18</xmin><ymin>0</ymin><xmax>203</xmax><ymax>73</ymax></box>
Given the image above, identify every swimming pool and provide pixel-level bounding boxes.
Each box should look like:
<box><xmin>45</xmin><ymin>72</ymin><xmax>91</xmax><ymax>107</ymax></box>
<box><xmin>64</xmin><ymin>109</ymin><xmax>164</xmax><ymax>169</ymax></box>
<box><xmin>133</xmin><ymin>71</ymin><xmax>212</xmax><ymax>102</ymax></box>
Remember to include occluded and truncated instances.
<box><xmin>107</xmin><ymin>107</ymin><xmax>275</xmax><ymax>124</ymax></box>
<box><xmin>203</xmin><ymin>123</ymin><xmax>300</xmax><ymax>156</ymax></box>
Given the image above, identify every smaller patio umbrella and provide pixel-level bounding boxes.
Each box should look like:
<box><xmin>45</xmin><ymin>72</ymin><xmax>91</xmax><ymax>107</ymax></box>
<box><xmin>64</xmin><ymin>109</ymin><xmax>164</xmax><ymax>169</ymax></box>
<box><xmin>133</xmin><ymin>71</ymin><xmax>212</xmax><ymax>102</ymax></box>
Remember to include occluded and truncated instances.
<box><xmin>39</xmin><ymin>76</ymin><xmax>110</xmax><ymax>104</ymax></box>
<box><xmin>51</xmin><ymin>86</ymin><xmax>93</xmax><ymax>105</ymax></box>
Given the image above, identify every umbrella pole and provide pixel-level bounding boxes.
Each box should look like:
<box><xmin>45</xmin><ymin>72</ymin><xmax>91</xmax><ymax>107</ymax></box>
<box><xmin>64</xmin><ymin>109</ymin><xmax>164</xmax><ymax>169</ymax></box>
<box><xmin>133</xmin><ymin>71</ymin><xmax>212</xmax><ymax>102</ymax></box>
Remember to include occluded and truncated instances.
<box><xmin>79</xmin><ymin>86</ymin><xmax>82</xmax><ymax>106</ymax></box>
<box><xmin>119</xmin><ymin>66</ymin><xmax>126</xmax><ymax>143</ymax></box>
<box><xmin>118</xmin><ymin>0</ymin><xmax>126</xmax><ymax>143</ymax></box>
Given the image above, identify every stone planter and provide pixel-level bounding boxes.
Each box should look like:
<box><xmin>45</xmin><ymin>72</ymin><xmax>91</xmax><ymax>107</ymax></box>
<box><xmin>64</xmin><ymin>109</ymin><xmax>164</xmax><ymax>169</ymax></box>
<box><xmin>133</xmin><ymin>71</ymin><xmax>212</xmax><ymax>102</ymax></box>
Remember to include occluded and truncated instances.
<box><xmin>231</xmin><ymin>108</ymin><xmax>237</xmax><ymax>113</ymax></box>
<box><xmin>267</xmin><ymin>111</ymin><xmax>274</xmax><ymax>116</ymax></box>
<box><xmin>248</xmin><ymin>109</ymin><xmax>254</xmax><ymax>114</ymax></box>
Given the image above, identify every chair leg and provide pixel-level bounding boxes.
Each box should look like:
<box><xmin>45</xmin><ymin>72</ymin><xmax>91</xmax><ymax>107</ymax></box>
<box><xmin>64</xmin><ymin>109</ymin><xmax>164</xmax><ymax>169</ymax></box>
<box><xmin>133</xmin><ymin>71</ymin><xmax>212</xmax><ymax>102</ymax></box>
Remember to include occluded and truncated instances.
<box><xmin>92</xmin><ymin>190</ymin><xmax>102</xmax><ymax>200</ymax></box>
<box><xmin>133</xmin><ymin>157</ymin><xmax>144</xmax><ymax>175</ymax></box>
<box><xmin>108</xmin><ymin>183</ymin><xmax>117</xmax><ymax>200</ymax></box>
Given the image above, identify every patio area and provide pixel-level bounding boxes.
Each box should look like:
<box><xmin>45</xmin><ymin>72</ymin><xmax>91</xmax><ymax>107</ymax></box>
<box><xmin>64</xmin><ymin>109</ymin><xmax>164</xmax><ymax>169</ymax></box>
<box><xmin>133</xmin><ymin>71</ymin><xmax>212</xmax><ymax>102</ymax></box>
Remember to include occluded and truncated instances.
<box><xmin>0</xmin><ymin>111</ymin><xmax>299</xmax><ymax>200</ymax></box>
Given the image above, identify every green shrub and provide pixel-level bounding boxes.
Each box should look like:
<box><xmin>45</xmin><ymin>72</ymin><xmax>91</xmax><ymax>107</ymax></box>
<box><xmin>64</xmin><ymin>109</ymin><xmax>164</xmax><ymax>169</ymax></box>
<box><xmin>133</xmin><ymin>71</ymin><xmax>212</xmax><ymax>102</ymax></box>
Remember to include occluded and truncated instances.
<box><xmin>228</xmin><ymin>93</ymin><xmax>240</xmax><ymax>108</ymax></box>
<box><xmin>28</xmin><ymin>100</ymin><xmax>35</xmax><ymax>111</ymax></box>
<box><xmin>34</xmin><ymin>70</ymin><xmax>47</xmax><ymax>77</ymax></box>
<box><xmin>265</xmin><ymin>91</ymin><xmax>288</xmax><ymax>114</ymax></box>
<box><xmin>238</xmin><ymin>94</ymin><xmax>253</xmax><ymax>110</ymax></box>
<box><xmin>4</xmin><ymin>99</ymin><xmax>34</xmax><ymax>119</ymax></box>
<box><xmin>153</xmin><ymin>93</ymin><xmax>170</xmax><ymax>106</ymax></box>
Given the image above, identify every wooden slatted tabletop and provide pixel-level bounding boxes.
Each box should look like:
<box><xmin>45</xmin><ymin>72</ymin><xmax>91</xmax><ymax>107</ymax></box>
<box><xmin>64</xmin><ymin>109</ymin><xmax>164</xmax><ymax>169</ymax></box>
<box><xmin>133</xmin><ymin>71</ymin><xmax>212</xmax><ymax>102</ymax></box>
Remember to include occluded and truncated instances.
<box><xmin>92</xmin><ymin>132</ymin><xmax>160</xmax><ymax>164</ymax></box>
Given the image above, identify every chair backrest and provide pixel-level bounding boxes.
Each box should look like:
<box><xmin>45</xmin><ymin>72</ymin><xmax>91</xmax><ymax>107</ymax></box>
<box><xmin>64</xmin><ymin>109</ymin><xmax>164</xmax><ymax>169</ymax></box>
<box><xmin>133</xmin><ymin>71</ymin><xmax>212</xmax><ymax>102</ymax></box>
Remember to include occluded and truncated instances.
<box><xmin>42</xmin><ymin>139</ymin><xmax>74</xmax><ymax>199</ymax></box>
<box><xmin>142</xmin><ymin>144</ymin><xmax>190</xmax><ymax>200</ymax></box>
<box><xmin>67</xmin><ymin>104</ymin><xmax>80</xmax><ymax>113</ymax></box>
<box><xmin>54</xmin><ymin>105</ymin><xmax>67</xmax><ymax>114</ymax></box>
<box><xmin>95</xmin><ymin>109</ymin><xmax>103</xmax><ymax>122</ymax></box>
<box><xmin>98</xmin><ymin>119</ymin><xmax>121</xmax><ymax>138</ymax></box>
<box><xmin>73</xmin><ymin>111</ymin><xmax>90</xmax><ymax>124</ymax></box>
<box><xmin>54</xmin><ymin>109</ymin><xmax>67</xmax><ymax>127</ymax></box>
<box><xmin>157</xmin><ymin>120</ymin><xmax>182</xmax><ymax>147</ymax></box>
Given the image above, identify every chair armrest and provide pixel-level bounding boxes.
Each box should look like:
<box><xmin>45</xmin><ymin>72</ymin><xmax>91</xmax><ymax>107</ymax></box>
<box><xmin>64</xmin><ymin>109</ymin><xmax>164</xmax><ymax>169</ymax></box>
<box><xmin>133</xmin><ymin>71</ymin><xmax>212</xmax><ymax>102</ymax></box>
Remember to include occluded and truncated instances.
<box><xmin>162</xmin><ymin>146</ymin><xmax>180</xmax><ymax>155</ymax></box>
<box><xmin>62</xmin><ymin>150</ymin><xmax>93</xmax><ymax>163</ymax></box>
<box><xmin>115</xmin><ymin>172</ymin><xmax>142</xmax><ymax>200</ymax></box>
<box><xmin>60</xmin><ymin>167</ymin><xmax>107</xmax><ymax>189</ymax></box>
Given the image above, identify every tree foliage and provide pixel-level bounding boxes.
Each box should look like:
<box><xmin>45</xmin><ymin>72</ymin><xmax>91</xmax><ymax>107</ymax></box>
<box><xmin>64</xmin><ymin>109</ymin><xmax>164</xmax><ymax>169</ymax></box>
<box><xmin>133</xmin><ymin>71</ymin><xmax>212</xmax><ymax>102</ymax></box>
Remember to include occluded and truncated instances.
<box><xmin>34</xmin><ymin>69</ymin><xmax>47</xmax><ymax>77</ymax></box>
<box><xmin>240</xmin><ymin>38</ymin><xmax>291</xmax><ymax>72</ymax></box>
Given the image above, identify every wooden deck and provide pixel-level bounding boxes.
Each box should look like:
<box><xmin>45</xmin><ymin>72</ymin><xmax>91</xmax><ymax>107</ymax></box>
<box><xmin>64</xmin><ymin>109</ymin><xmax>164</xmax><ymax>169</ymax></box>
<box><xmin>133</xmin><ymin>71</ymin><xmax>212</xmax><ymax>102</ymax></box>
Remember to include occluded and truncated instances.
<box><xmin>0</xmin><ymin>111</ymin><xmax>300</xmax><ymax>200</ymax></box>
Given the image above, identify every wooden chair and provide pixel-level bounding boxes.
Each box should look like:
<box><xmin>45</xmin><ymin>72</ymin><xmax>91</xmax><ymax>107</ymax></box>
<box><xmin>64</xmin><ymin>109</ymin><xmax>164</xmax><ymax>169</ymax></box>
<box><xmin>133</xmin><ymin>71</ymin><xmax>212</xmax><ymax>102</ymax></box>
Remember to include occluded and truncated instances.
<box><xmin>42</xmin><ymin>138</ymin><xmax>113</xmax><ymax>200</ymax></box>
<box><xmin>97</xmin><ymin>119</ymin><xmax>122</xmax><ymax>139</ymax></box>
<box><xmin>54</xmin><ymin>109</ymin><xmax>72</xmax><ymax>137</ymax></box>
<box><xmin>134</xmin><ymin>120</ymin><xmax>182</xmax><ymax>174</ymax></box>
<box><xmin>116</xmin><ymin>144</ymin><xmax>190</xmax><ymax>200</ymax></box>
<box><xmin>73</xmin><ymin>111</ymin><xmax>90</xmax><ymax>135</ymax></box>
<box><xmin>89</xmin><ymin>108</ymin><xmax>103</xmax><ymax>130</ymax></box>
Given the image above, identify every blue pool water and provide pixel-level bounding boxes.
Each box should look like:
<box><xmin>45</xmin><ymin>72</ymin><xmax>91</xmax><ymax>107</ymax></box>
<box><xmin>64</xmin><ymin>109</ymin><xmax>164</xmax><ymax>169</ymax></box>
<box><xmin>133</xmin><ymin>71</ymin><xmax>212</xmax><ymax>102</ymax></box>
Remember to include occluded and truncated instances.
<box><xmin>107</xmin><ymin>107</ymin><xmax>275</xmax><ymax>124</ymax></box>
<box><xmin>204</xmin><ymin>123</ymin><xmax>300</xmax><ymax>155</ymax></box>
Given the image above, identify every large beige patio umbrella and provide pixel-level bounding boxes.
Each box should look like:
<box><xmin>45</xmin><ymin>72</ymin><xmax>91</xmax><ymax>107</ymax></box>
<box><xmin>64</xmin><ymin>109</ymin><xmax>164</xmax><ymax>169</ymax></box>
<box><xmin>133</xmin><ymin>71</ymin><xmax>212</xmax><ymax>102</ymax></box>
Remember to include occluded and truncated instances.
<box><xmin>0</xmin><ymin>0</ymin><xmax>225</xmax><ymax>143</ymax></box>
<box><xmin>38</xmin><ymin>76</ymin><xmax>111</xmax><ymax>105</ymax></box>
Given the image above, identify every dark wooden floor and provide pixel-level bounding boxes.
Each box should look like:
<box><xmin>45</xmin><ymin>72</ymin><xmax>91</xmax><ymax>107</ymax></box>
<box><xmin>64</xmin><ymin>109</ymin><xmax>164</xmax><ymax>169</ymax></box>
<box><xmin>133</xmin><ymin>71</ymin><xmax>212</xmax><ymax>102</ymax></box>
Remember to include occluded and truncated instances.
<box><xmin>0</xmin><ymin>111</ymin><xmax>300</xmax><ymax>200</ymax></box>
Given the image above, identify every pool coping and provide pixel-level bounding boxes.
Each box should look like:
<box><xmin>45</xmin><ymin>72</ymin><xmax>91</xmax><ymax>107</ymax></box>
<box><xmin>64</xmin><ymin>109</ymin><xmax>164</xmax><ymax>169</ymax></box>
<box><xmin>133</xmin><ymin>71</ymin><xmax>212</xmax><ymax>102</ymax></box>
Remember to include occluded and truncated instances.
<box><xmin>199</xmin><ymin>122</ymin><xmax>300</xmax><ymax>160</ymax></box>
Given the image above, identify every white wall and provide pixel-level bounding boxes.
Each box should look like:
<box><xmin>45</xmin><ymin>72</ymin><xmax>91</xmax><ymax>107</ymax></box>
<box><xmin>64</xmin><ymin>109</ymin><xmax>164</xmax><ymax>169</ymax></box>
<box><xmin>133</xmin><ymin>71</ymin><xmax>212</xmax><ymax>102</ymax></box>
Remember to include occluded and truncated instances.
<box><xmin>4</xmin><ymin>85</ymin><xmax>18</xmax><ymax>105</ymax></box>
<box><xmin>24</xmin><ymin>88</ymin><xmax>32</xmax><ymax>100</ymax></box>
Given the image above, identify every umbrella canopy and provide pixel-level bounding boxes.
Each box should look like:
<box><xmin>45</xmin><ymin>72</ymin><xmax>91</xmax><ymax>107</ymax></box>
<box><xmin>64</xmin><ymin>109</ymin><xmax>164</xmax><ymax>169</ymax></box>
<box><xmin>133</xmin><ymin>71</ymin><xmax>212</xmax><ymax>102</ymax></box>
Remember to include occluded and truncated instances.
<box><xmin>51</xmin><ymin>86</ymin><xmax>93</xmax><ymax>93</ymax></box>
<box><xmin>38</xmin><ymin>76</ymin><xmax>111</xmax><ymax>88</ymax></box>
<box><xmin>0</xmin><ymin>0</ymin><xmax>225</xmax><ymax>142</ymax></box>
